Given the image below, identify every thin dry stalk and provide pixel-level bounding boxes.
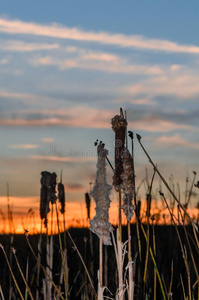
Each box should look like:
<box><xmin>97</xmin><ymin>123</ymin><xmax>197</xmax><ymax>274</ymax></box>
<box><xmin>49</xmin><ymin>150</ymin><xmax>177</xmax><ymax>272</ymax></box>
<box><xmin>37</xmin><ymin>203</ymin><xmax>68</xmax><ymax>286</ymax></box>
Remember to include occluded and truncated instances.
<box><xmin>136</xmin><ymin>134</ymin><xmax>198</xmax><ymax>232</ymax></box>
<box><xmin>180</xmin><ymin>274</ymin><xmax>187</xmax><ymax>300</ymax></box>
<box><xmin>159</xmin><ymin>192</ymin><xmax>192</xmax><ymax>300</ymax></box>
<box><xmin>25</xmin><ymin>257</ymin><xmax>29</xmax><ymax>300</ymax></box>
<box><xmin>36</xmin><ymin>221</ymin><xmax>42</xmax><ymax>300</ymax></box>
<box><xmin>117</xmin><ymin>228</ymin><xmax>124</xmax><ymax>300</ymax></box>
<box><xmin>143</xmin><ymin>168</ymin><xmax>156</xmax><ymax>297</ymax></box>
<box><xmin>168</xmin><ymin>261</ymin><xmax>173</xmax><ymax>300</ymax></box>
<box><xmin>140</xmin><ymin>224</ymin><xmax>167</xmax><ymax>300</ymax></box>
<box><xmin>152</xmin><ymin>217</ymin><xmax>157</xmax><ymax>300</ymax></box>
<box><xmin>55</xmin><ymin>203</ymin><xmax>68</xmax><ymax>299</ymax></box>
<box><xmin>46</xmin><ymin>240</ymin><xmax>51</xmax><ymax>299</ymax></box>
<box><xmin>179</xmin><ymin>208</ymin><xmax>199</xmax><ymax>296</ymax></box>
<box><xmin>0</xmin><ymin>244</ymin><xmax>24</xmax><ymax>300</ymax></box>
<box><xmin>67</xmin><ymin>231</ymin><xmax>97</xmax><ymax>300</ymax></box>
<box><xmin>25</xmin><ymin>233</ymin><xmax>65</xmax><ymax>300</ymax></box>
<box><xmin>12</xmin><ymin>249</ymin><xmax>34</xmax><ymax>300</ymax></box>
<box><xmin>98</xmin><ymin>236</ymin><xmax>104</xmax><ymax>299</ymax></box>
<box><xmin>0</xmin><ymin>284</ymin><xmax>5</xmax><ymax>300</ymax></box>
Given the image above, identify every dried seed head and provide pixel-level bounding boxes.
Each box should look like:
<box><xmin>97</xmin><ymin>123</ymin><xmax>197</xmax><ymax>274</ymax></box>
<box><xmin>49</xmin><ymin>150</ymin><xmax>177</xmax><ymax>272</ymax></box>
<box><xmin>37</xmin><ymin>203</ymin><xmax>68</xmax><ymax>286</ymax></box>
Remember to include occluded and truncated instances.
<box><xmin>40</xmin><ymin>171</ymin><xmax>57</xmax><ymax>226</ymax></box>
<box><xmin>40</xmin><ymin>171</ymin><xmax>51</xmax><ymax>220</ymax></box>
<box><xmin>48</xmin><ymin>172</ymin><xmax>57</xmax><ymax>204</ymax></box>
<box><xmin>58</xmin><ymin>182</ymin><xmax>65</xmax><ymax>214</ymax></box>
<box><xmin>85</xmin><ymin>192</ymin><xmax>91</xmax><ymax>219</ymax></box>
<box><xmin>111</xmin><ymin>111</ymin><xmax>127</xmax><ymax>191</ymax></box>
<box><xmin>90</xmin><ymin>141</ymin><xmax>112</xmax><ymax>245</ymax></box>
<box><xmin>121</xmin><ymin>149</ymin><xmax>135</xmax><ymax>221</ymax></box>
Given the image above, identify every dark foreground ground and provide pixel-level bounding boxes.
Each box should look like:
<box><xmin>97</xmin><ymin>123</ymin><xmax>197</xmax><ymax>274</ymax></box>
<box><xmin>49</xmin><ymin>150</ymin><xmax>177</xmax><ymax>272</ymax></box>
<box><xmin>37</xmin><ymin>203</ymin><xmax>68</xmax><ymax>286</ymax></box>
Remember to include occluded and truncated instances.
<box><xmin>0</xmin><ymin>224</ymin><xmax>198</xmax><ymax>300</ymax></box>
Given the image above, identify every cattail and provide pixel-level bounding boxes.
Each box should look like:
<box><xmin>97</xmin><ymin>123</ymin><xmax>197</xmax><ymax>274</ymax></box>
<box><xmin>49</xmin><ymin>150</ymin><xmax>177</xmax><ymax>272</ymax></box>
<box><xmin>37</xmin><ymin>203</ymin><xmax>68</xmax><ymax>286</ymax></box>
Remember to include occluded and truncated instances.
<box><xmin>111</xmin><ymin>108</ymin><xmax>127</xmax><ymax>191</ymax></box>
<box><xmin>85</xmin><ymin>192</ymin><xmax>91</xmax><ymax>219</ymax></box>
<box><xmin>40</xmin><ymin>171</ymin><xmax>57</xmax><ymax>226</ymax></box>
<box><xmin>90</xmin><ymin>141</ymin><xmax>112</xmax><ymax>246</ymax></box>
<box><xmin>58</xmin><ymin>182</ymin><xmax>65</xmax><ymax>214</ymax></box>
<box><xmin>48</xmin><ymin>172</ymin><xmax>57</xmax><ymax>205</ymax></box>
<box><xmin>121</xmin><ymin>148</ymin><xmax>135</xmax><ymax>221</ymax></box>
<box><xmin>40</xmin><ymin>171</ymin><xmax>51</xmax><ymax>220</ymax></box>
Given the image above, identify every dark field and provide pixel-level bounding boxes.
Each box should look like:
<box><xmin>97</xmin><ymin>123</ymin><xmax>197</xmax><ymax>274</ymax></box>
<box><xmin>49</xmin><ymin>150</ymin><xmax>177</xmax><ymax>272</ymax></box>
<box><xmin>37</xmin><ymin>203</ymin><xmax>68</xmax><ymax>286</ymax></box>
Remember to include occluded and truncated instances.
<box><xmin>0</xmin><ymin>224</ymin><xmax>198</xmax><ymax>300</ymax></box>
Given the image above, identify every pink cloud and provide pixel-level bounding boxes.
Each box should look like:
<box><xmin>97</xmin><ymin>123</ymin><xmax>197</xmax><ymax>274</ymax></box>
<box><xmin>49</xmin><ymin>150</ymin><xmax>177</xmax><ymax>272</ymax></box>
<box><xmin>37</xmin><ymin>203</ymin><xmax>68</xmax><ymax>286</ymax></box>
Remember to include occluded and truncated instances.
<box><xmin>157</xmin><ymin>134</ymin><xmax>199</xmax><ymax>149</ymax></box>
<box><xmin>1</xmin><ymin>18</ymin><xmax>199</xmax><ymax>54</ymax></box>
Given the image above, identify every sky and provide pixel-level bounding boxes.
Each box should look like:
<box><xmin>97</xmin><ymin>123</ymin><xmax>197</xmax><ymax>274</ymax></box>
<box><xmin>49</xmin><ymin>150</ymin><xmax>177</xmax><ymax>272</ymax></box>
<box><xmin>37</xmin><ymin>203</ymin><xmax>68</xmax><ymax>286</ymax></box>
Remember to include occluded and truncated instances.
<box><xmin>0</xmin><ymin>0</ymin><xmax>199</xmax><ymax>232</ymax></box>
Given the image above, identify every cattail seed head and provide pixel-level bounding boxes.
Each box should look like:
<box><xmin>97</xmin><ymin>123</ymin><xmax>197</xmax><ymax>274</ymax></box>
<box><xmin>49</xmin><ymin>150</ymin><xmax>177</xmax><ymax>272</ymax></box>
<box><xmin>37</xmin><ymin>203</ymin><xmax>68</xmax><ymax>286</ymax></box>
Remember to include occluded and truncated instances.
<box><xmin>85</xmin><ymin>192</ymin><xmax>91</xmax><ymax>219</ymax></box>
<box><xmin>90</xmin><ymin>141</ymin><xmax>112</xmax><ymax>245</ymax></box>
<box><xmin>121</xmin><ymin>148</ymin><xmax>135</xmax><ymax>221</ymax></box>
<box><xmin>40</xmin><ymin>171</ymin><xmax>51</xmax><ymax>220</ymax></box>
<box><xmin>111</xmin><ymin>110</ymin><xmax>127</xmax><ymax>191</ymax></box>
<box><xmin>58</xmin><ymin>182</ymin><xmax>65</xmax><ymax>214</ymax></box>
<box><xmin>40</xmin><ymin>171</ymin><xmax>57</xmax><ymax>226</ymax></box>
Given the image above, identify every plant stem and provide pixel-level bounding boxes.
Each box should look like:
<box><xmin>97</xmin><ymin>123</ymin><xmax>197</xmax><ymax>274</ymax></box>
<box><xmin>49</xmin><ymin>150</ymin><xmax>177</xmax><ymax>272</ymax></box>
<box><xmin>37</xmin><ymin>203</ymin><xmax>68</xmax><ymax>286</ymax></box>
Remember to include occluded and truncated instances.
<box><xmin>99</xmin><ymin>236</ymin><xmax>103</xmax><ymax>288</ymax></box>
<box><xmin>136</xmin><ymin>134</ymin><xmax>198</xmax><ymax>232</ymax></box>
<box><xmin>0</xmin><ymin>244</ymin><xmax>24</xmax><ymax>300</ymax></box>
<box><xmin>25</xmin><ymin>233</ymin><xmax>65</xmax><ymax>300</ymax></box>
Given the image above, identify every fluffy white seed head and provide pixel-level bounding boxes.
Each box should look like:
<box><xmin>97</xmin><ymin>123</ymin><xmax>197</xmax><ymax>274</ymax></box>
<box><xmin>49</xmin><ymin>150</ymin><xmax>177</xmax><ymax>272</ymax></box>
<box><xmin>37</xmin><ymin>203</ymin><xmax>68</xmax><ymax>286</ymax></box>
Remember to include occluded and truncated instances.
<box><xmin>90</xmin><ymin>142</ymin><xmax>112</xmax><ymax>245</ymax></box>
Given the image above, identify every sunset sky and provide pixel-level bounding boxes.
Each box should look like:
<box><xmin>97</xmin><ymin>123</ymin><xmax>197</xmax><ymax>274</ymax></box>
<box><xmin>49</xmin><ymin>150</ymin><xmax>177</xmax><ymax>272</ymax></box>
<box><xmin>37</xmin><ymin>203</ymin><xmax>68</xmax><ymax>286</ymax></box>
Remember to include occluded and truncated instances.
<box><xmin>0</xmin><ymin>1</ymin><xmax>199</xmax><ymax>232</ymax></box>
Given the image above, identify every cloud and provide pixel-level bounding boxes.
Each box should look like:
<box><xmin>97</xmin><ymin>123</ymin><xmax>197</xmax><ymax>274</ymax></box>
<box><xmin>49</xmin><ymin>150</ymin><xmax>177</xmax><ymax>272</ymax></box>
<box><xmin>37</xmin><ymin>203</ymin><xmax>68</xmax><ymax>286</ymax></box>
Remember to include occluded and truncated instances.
<box><xmin>0</xmin><ymin>40</ymin><xmax>59</xmax><ymax>52</ymax></box>
<box><xmin>129</xmin><ymin>119</ymin><xmax>193</xmax><ymax>133</ymax></box>
<box><xmin>30</xmin><ymin>155</ymin><xmax>96</xmax><ymax>163</ymax></box>
<box><xmin>0</xmin><ymin>106</ymin><xmax>114</xmax><ymax>128</ymax></box>
<box><xmin>156</xmin><ymin>134</ymin><xmax>199</xmax><ymax>150</ymax></box>
<box><xmin>41</xmin><ymin>137</ymin><xmax>55</xmax><ymax>144</ymax></box>
<box><xmin>1</xmin><ymin>17</ymin><xmax>199</xmax><ymax>54</ymax></box>
<box><xmin>114</xmin><ymin>97</ymin><xmax>156</xmax><ymax>106</ymax></box>
<box><xmin>9</xmin><ymin>144</ymin><xmax>39</xmax><ymax>149</ymax></box>
<box><xmin>0</xmin><ymin>58</ymin><xmax>9</xmax><ymax>64</ymax></box>
<box><xmin>1</xmin><ymin>105</ymin><xmax>196</xmax><ymax>134</ymax></box>
<box><xmin>125</xmin><ymin>71</ymin><xmax>199</xmax><ymax>99</ymax></box>
<box><xmin>31</xmin><ymin>54</ymin><xmax>162</xmax><ymax>75</ymax></box>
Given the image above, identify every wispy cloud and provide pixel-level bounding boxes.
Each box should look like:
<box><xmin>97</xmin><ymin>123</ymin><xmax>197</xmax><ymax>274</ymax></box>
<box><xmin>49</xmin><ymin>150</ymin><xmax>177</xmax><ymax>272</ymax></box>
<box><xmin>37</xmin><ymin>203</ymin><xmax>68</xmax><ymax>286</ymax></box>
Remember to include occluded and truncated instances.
<box><xmin>41</xmin><ymin>137</ymin><xmax>55</xmax><ymax>144</ymax></box>
<box><xmin>0</xmin><ymin>58</ymin><xmax>9</xmax><ymax>64</ymax></box>
<box><xmin>31</xmin><ymin>54</ymin><xmax>162</xmax><ymax>75</ymax></box>
<box><xmin>156</xmin><ymin>134</ymin><xmax>199</xmax><ymax>149</ymax></box>
<box><xmin>30</xmin><ymin>155</ymin><xmax>96</xmax><ymax>162</ymax></box>
<box><xmin>0</xmin><ymin>40</ymin><xmax>59</xmax><ymax>52</ymax></box>
<box><xmin>1</xmin><ymin>105</ymin><xmax>196</xmax><ymax>133</ymax></box>
<box><xmin>9</xmin><ymin>144</ymin><xmax>39</xmax><ymax>149</ymax></box>
<box><xmin>124</xmin><ymin>70</ymin><xmax>199</xmax><ymax>99</ymax></box>
<box><xmin>129</xmin><ymin>119</ymin><xmax>193</xmax><ymax>133</ymax></box>
<box><xmin>1</xmin><ymin>17</ymin><xmax>199</xmax><ymax>54</ymax></box>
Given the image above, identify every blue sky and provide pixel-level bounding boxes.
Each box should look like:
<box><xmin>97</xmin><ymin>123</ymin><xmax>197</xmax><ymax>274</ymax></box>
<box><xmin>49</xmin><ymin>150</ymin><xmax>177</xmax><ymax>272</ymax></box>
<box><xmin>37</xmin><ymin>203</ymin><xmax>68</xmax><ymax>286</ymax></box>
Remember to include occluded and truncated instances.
<box><xmin>0</xmin><ymin>1</ymin><xmax>199</xmax><ymax>228</ymax></box>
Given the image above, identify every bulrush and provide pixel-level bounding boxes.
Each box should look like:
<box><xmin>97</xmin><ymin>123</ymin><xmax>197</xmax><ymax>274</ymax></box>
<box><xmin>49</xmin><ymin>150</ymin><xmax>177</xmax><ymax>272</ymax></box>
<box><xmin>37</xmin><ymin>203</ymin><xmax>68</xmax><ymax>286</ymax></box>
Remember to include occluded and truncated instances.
<box><xmin>48</xmin><ymin>172</ymin><xmax>57</xmax><ymax>205</ymax></box>
<box><xmin>90</xmin><ymin>141</ymin><xmax>112</xmax><ymax>246</ymax></box>
<box><xmin>40</xmin><ymin>171</ymin><xmax>51</xmax><ymax>221</ymax></box>
<box><xmin>40</xmin><ymin>171</ymin><xmax>57</xmax><ymax>226</ymax></box>
<box><xmin>111</xmin><ymin>108</ymin><xmax>127</xmax><ymax>191</ymax></box>
<box><xmin>85</xmin><ymin>192</ymin><xmax>91</xmax><ymax>219</ymax></box>
<box><xmin>121</xmin><ymin>148</ymin><xmax>135</xmax><ymax>221</ymax></box>
<box><xmin>58</xmin><ymin>182</ymin><xmax>65</xmax><ymax>214</ymax></box>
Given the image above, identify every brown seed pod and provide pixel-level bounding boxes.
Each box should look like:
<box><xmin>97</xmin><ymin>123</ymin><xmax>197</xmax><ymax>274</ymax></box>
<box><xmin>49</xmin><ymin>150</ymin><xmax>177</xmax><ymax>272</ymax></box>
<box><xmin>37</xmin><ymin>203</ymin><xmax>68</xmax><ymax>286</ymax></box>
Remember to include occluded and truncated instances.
<box><xmin>40</xmin><ymin>171</ymin><xmax>57</xmax><ymax>226</ymax></box>
<box><xmin>121</xmin><ymin>148</ymin><xmax>135</xmax><ymax>221</ymax></box>
<box><xmin>48</xmin><ymin>172</ymin><xmax>57</xmax><ymax>204</ymax></box>
<box><xmin>40</xmin><ymin>171</ymin><xmax>51</xmax><ymax>220</ymax></box>
<box><xmin>58</xmin><ymin>182</ymin><xmax>65</xmax><ymax>214</ymax></box>
<box><xmin>85</xmin><ymin>192</ymin><xmax>91</xmax><ymax>219</ymax></box>
<box><xmin>111</xmin><ymin>109</ymin><xmax>127</xmax><ymax>191</ymax></box>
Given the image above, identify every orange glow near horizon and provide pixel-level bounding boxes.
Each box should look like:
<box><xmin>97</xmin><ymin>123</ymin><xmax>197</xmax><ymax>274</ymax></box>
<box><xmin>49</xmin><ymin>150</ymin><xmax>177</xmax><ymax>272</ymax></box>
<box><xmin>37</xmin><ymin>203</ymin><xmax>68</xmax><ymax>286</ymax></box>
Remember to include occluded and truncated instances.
<box><xmin>0</xmin><ymin>196</ymin><xmax>198</xmax><ymax>234</ymax></box>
